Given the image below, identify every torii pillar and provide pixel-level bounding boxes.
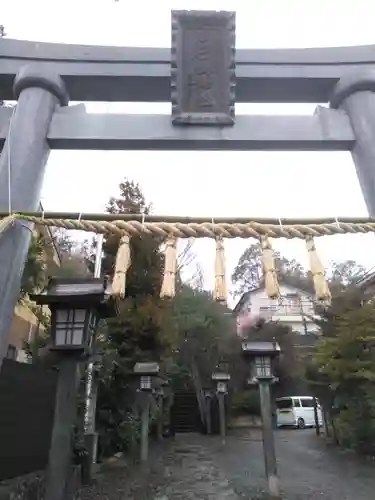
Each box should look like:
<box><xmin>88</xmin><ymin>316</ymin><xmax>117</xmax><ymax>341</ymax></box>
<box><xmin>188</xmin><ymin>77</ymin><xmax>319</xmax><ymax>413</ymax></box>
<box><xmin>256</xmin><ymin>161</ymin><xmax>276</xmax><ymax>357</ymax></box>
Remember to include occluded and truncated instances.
<box><xmin>0</xmin><ymin>66</ymin><xmax>68</xmax><ymax>369</ymax></box>
<box><xmin>331</xmin><ymin>71</ymin><xmax>375</xmax><ymax>216</ymax></box>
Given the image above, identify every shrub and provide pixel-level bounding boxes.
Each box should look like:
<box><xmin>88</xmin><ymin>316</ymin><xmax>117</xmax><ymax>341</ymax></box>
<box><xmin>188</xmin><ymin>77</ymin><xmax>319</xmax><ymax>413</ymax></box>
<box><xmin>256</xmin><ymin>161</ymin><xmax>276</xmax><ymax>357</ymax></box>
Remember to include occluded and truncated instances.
<box><xmin>231</xmin><ymin>390</ymin><xmax>260</xmax><ymax>416</ymax></box>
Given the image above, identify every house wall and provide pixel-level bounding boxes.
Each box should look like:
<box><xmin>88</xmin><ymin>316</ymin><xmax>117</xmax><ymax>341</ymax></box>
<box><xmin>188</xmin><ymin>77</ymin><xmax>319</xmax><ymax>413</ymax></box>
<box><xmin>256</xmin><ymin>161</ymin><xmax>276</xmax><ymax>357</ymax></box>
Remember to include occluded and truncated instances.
<box><xmin>238</xmin><ymin>284</ymin><xmax>319</xmax><ymax>335</ymax></box>
<box><xmin>361</xmin><ymin>282</ymin><xmax>375</xmax><ymax>300</ymax></box>
<box><xmin>6</xmin><ymin>306</ymin><xmax>46</xmax><ymax>363</ymax></box>
<box><xmin>5</xmin><ymin>224</ymin><xmax>59</xmax><ymax>363</ymax></box>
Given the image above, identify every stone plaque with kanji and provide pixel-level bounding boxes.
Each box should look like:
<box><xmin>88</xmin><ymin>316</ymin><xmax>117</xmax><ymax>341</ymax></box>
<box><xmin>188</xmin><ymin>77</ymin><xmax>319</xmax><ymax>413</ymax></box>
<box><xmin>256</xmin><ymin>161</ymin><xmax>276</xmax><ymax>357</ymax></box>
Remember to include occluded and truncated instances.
<box><xmin>171</xmin><ymin>10</ymin><xmax>236</xmax><ymax>125</ymax></box>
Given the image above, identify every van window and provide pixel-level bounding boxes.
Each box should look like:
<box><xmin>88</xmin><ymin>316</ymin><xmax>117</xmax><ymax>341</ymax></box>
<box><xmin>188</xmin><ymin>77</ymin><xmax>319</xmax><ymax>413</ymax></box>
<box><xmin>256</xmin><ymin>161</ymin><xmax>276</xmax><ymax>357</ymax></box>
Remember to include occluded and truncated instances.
<box><xmin>276</xmin><ymin>398</ymin><xmax>293</xmax><ymax>409</ymax></box>
<box><xmin>301</xmin><ymin>398</ymin><xmax>314</xmax><ymax>408</ymax></box>
<box><xmin>293</xmin><ymin>398</ymin><xmax>301</xmax><ymax>407</ymax></box>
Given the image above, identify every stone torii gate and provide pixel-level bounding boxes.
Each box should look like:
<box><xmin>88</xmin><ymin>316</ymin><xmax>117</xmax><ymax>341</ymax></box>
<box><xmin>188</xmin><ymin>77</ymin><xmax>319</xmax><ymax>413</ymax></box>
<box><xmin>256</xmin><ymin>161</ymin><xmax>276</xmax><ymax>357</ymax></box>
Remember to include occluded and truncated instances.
<box><xmin>0</xmin><ymin>10</ymin><xmax>375</xmax><ymax>362</ymax></box>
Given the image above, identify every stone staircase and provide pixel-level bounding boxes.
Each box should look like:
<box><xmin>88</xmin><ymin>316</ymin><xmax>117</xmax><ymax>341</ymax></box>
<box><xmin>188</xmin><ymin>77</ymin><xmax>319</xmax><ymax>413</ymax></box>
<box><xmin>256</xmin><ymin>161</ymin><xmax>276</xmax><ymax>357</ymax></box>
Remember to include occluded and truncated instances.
<box><xmin>171</xmin><ymin>390</ymin><xmax>202</xmax><ymax>433</ymax></box>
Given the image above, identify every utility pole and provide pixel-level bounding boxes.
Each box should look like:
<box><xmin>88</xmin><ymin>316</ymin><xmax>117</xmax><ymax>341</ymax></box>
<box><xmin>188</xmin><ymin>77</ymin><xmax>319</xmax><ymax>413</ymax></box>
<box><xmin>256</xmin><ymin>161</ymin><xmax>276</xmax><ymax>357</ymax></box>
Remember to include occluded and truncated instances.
<box><xmin>299</xmin><ymin>296</ymin><xmax>309</xmax><ymax>336</ymax></box>
<box><xmin>313</xmin><ymin>396</ymin><xmax>321</xmax><ymax>436</ymax></box>
<box><xmin>82</xmin><ymin>233</ymin><xmax>103</xmax><ymax>482</ymax></box>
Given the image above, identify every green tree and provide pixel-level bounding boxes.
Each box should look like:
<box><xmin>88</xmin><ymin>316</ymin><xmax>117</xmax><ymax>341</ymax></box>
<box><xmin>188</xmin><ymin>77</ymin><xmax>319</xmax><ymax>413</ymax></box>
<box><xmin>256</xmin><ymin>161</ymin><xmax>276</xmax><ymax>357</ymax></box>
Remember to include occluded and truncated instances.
<box><xmin>100</xmin><ymin>180</ymin><xmax>162</xmax><ymax>295</ymax></box>
<box><xmin>308</xmin><ymin>288</ymin><xmax>375</xmax><ymax>453</ymax></box>
<box><xmin>231</xmin><ymin>243</ymin><xmax>263</xmax><ymax>295</ymax></box>
<box><xmin>170</xmin><ymin>285</ymin><xmax>235</xmax><ymax>388</ymax></box>
<box><xmin>232</xmin><ymin>241</ymin><xmax>368</xmax><ymax>297</ymax></box>
<box><xmin>313</xmin><ymin>287</ymin><xmax>365</xmax><ymax>337</ymax></box>
<box><xmin>95</xmin><ymin>179</ymin><xmax>175</xmax><ymax>457</ymax></box>
<box><xmin>20</xmin><ymin>228</ymin><xmax>91</xmax><ymax>301</ymax></box>
<box><xmin>20</xmin><ymin>233</ymin><xmax>48</xmax><ymax>299</ymax></box>
<box><xmin>327</xmin><ymin>260</ymin><xmax>366</xmax><ymax>290</ymax></box>
<box><xmin>52</xmin><ymin>228</ymin><xmax>92</xmax><ymax>278</ymax></box>
<box><xmin>231</xmin><ymin>242</ymin><xmax>309</xmax><ymax>296</ymax></box>
<box><xmin>168</xmin><ymin>285</ymin><xmax>240</xmax><ymax>429</ymax></box>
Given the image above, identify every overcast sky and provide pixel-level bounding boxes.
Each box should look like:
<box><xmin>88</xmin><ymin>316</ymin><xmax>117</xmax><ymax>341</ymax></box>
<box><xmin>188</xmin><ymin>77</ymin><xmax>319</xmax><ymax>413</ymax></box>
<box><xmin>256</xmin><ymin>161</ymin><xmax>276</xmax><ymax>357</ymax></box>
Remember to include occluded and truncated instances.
<box><xmin>3</xmin><ymin>0</ymin><xmax>375</xmax><ymax>305</ymax></box>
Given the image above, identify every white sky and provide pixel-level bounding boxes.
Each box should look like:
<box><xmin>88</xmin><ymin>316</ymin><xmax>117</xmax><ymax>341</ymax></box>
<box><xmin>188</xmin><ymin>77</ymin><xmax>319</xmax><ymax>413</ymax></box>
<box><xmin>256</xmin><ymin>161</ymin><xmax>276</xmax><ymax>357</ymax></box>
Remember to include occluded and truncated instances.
<box><xmin>3</xmin><ymin>0</ymin><xmax>375</xmax><ymax>306</ymax></box>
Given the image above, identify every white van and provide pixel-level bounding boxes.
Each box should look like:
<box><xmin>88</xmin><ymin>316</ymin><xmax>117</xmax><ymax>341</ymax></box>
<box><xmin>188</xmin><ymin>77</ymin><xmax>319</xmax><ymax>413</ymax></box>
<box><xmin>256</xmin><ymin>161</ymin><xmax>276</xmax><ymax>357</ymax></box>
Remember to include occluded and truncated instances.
<box><xmin>276</xmin><ymin>396</ymin><xmax>323</xmax><ymax>429</ymax></box>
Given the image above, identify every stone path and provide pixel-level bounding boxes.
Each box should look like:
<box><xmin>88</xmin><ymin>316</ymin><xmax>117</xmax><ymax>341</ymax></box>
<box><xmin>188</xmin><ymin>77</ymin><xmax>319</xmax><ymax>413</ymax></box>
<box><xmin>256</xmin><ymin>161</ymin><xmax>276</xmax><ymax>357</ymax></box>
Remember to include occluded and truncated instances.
<box><xmin>75</xmin><ymin>430</ymin><xmax>375</xmax><ymax>499</ymax></box>
<box><xmin>74</xmin><ymin>437</ymin><xmax>238</xmax><ymax>500</ymax></box>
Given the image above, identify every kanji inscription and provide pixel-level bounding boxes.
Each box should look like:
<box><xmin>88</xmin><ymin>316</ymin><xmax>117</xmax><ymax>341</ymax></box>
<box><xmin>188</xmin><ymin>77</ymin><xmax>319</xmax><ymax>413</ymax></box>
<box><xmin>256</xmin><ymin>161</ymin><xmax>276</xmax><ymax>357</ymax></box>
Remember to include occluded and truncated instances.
<box><xmin>171</xmin><ymin>10</ymin><xmax>236</xmax><ymax>125</ymax></box>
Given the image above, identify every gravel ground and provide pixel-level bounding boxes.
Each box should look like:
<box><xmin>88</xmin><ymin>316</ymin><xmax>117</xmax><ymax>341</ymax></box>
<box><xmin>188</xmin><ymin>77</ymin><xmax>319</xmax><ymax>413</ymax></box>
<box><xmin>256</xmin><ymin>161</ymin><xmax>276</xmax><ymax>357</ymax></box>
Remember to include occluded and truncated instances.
<box><xmin>74</xmin><ymin>430</ymin><xmax>375</xmax><ymax>499</ymax></box>
<box><xmin>211</xmin><ymin>428</ymin><xmax>375</xmax><ymax>499</ymax></box>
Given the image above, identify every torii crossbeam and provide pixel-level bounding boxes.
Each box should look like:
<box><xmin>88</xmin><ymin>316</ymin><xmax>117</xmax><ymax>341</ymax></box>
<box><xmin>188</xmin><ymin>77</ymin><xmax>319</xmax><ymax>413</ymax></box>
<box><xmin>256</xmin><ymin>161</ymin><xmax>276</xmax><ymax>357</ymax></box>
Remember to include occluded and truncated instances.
<box><xmin>2</xmin><ymin>37</ymin><xmax>375</xmax><ymax>103</ymax></box>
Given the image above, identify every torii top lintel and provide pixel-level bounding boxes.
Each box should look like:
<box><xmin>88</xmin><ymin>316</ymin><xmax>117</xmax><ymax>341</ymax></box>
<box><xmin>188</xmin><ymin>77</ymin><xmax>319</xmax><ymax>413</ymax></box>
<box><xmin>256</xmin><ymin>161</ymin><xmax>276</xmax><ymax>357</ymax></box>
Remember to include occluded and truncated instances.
<box><xmin>2</xmin><ymin>8</ymin><xmax>375</xmax><ymax>104</ymax></box>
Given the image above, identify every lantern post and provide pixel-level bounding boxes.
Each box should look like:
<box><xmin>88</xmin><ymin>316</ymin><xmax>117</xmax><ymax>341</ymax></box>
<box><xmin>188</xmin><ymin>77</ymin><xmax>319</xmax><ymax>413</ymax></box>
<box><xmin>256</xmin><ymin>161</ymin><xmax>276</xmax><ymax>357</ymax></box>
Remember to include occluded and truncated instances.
<box><xmin>31</xmin><ymin>277</ymin><xmax>109</xmax><ymax>500</ymax></box>
<box><xmin>242</xmin><ymin>341</ymin><xmax>281</xmax><ymax>500</ymax></box>
<box><xmin>203</xmin><ymin>388</ymin><xmax>214</xmax><ymax>435</ymax></box>
<box><xmin>211</xmin><ymin>372</ymin><xmax>230</xmax><ymax>444</ymax></box>
<box><xmin>133</xmin><ymin>362</ymin><xmax>160</xmax><ymax>463</ymax></box>
<box><xmin>82</xmin><ymin>232</ymin><xmax>104</xmax><ymax>482</ymax></box>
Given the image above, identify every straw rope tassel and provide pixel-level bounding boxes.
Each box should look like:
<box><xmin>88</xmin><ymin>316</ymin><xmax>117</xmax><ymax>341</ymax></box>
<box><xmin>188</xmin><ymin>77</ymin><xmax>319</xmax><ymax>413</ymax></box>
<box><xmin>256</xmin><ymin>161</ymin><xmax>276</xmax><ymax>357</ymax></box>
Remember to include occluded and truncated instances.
<box><xmin>305</xmin><ymin>236</ymin><xmax>331</xmax><ymax>302</ymax></box>
<box><xmin>214</xmin><ymin>236</ymin><xmax>228</xmax><ymax>305</ymax></box>
<box><xmin>0</xmin><ymin>214</ymin><xmax>17</xmax><ymax>235</ymax></box>
<box><xmin>160</xmin><ymin>236</ymin><xmax>177</xmax><ymax>298</ymax></box>
<box><xmin>261</xmin><ymin>236</ymin><xmax>280</xmax><ymax>299</ymax></box>
<box><xmin>112</xmin><ymin>233</ymin><xmax>131</xmax><ymax>299</ymax></box>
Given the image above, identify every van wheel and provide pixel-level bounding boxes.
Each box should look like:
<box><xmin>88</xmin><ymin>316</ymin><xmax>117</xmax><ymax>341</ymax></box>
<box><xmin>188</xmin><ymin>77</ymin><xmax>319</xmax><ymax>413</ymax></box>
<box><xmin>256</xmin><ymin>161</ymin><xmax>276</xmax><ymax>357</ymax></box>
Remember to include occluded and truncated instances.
<box><xmin>297</xmin><ymin>418</ymin><xmax>306</xmax><ymax>429</ymax></box>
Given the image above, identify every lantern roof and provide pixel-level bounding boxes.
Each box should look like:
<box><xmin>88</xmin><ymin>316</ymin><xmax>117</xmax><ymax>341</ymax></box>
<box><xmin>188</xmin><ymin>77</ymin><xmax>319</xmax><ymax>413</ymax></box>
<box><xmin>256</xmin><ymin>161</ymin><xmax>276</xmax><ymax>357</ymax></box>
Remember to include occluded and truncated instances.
<box><xmin>212</xmin><ymin>372</ymin><xmax>231</xmax><ymax>381</ymax></box>
<box><xmin>31</xmin><ymin>276</ymin><xmax>109</xmax><ymax>309</ymax></box>
<box><xmin>242</xmin><ymin>341</ymin><xmax>281</xmax><ymax>357</ymax></box>
<box><xmin>133</xmin><ymin>362</ymin><xmax>160</xmax><ymax>376</ymax></box>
